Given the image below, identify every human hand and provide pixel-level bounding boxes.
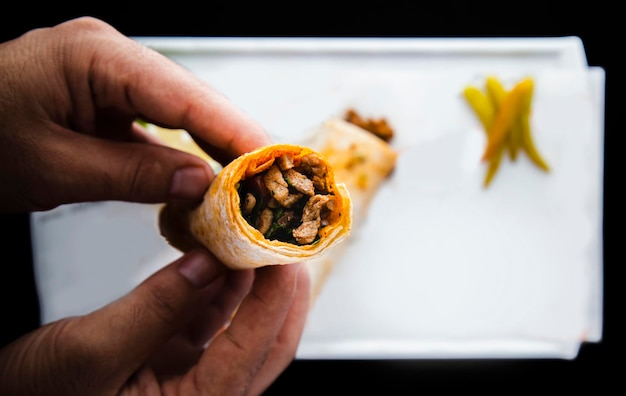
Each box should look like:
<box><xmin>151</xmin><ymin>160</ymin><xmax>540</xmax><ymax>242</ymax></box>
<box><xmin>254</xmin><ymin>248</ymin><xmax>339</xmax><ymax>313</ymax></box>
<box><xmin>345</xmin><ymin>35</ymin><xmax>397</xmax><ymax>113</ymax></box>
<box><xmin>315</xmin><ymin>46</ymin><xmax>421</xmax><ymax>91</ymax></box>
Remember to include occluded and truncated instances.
<box><xmin>0</xmin><ymin>16</ymin><xmax>269</xmax><ymax>212</ymax></box>
<box><xmin>0</xmin><ymin>249</ymin><xmax>310</xmax><ymax>395</ymax></box>
<box><xmin>0</xmin><ymin>16</ymin><xmax>311</xmax><ymax>395</ymax></box>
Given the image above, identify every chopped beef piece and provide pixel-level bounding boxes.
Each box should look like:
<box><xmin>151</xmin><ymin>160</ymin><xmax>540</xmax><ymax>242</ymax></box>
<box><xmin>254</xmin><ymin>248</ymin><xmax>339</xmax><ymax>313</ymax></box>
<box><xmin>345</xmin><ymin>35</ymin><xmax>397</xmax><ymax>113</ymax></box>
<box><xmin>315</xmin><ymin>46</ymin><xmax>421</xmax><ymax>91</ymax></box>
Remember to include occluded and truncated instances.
<box><xmin>301</xmin><ymin>194</ymin><xmax>330</xmax><ymax>222</ymax></box>
<box><xmin>319</xmin><ymin>197</ymin><xmax>336</xmax><ymax>227</ymax></box>
<box><xmin>300</xmin><ymin>153</ymin><xmax>327</xmax><ymax>177</ymax></box>
<box><xmin>263</xmin><ymin>165</ymin><xmax>291</xmax><ymax>206</ymax></box>
<box><xmin>345</xmin><ymin>108</ymin><xmax>394</xmax><ymax>142</ymax></box>
<box><xmin>292</xmin><ymin>219</ymin><xmax>320</xmax><ymax>245</ymax></box>
<box><xmin>299</xmin><ymin>154</ymin><xmax>328</xmax><ymax>191</ymax></box>
<box><xmin>283</xmin><ymin>168</ymin><xmax>314</xmax><ymax>196</ymax></box>
<box><xmin>293</xmin><ymin>195</ymin><xmax>331</xmax><ymax>244</ymax></box>
<box><xmin>281</xmin><ymin>192</ymin><xmax>303</xmax><ymax>208</ymax></box>
<box><xmin>276</xmin><ymin>154</ymin><xmax>294</xmax><ymax>170</ymax></box>
<box><xmin>242</xmin><ymin>193</ymin><xmax>256</xmax><ymax>215</ymax></box>
<box><xmin>255</xmin><ymin>208</ymin><xmax>274</xmax><ymax>235</ymax></box>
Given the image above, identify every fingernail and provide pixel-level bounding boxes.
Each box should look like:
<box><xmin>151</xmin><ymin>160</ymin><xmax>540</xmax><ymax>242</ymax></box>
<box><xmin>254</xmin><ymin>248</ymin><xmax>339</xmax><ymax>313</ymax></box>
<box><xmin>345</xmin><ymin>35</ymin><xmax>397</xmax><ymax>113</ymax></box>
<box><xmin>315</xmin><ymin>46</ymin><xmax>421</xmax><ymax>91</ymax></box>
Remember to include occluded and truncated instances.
<box><xmin>178</xmin><ymin>250</ymin><xmax>217</xmax><ymax>287</ymax></box>
<box><xmin>170</xmin><ymin>167</ymin><xmax>210</xmax><ymax>199</ymax></box>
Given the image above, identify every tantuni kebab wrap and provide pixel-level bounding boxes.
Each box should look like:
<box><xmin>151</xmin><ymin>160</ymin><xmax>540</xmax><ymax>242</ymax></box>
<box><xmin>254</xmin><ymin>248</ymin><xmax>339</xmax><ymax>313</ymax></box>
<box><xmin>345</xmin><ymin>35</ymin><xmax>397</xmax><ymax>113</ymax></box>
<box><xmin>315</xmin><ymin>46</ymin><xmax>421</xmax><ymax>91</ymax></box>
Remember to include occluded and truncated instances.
<box><xmin>160</xmin><ymin>144</ymin><xmax>352</xmax><ymax>270</ymax></box>
<box><xmin>303</xmin><ymin>115</ymin><xmax>398</xmax><ymax>301</ymax></box>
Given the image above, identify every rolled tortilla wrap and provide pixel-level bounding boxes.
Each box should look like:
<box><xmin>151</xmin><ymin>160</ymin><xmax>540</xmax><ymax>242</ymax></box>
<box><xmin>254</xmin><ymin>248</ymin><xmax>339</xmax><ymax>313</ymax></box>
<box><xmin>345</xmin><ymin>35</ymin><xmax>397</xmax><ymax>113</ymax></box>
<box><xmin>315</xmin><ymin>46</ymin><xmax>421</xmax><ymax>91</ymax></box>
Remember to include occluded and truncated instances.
<box><xmin>160</xmin><ymin>143</ymin><xmax>352</xmax><ymax>270</ymax></box>
<box><xmin>302</xmin><ymin>117</ymin><xmax>398</xmax><ymax>301</ymax></box>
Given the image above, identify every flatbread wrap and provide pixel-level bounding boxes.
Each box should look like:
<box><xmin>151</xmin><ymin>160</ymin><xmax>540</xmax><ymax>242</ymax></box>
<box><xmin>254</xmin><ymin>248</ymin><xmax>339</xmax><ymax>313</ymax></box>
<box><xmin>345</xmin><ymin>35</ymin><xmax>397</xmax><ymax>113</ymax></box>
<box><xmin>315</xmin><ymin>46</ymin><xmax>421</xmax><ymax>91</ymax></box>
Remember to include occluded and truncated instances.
<box><xmin>302</xmin><ymin>116</ymin><xmax>398</xmax><ymax>301</ymax></box>
<box><xmin>160</xmin><ymin>143</ymin><xmax>353</xmax><ymax>270</ymax></box>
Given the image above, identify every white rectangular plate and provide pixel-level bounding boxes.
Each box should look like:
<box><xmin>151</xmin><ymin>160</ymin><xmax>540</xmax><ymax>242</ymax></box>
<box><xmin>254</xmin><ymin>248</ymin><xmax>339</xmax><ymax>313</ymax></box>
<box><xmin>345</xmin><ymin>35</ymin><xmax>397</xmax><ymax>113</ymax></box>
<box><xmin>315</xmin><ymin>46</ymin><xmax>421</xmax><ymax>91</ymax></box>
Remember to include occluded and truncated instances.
<box><xmin>31</xmin><ymin>37</ymin><xmax>604</xmax><ymax>360</ymax></box>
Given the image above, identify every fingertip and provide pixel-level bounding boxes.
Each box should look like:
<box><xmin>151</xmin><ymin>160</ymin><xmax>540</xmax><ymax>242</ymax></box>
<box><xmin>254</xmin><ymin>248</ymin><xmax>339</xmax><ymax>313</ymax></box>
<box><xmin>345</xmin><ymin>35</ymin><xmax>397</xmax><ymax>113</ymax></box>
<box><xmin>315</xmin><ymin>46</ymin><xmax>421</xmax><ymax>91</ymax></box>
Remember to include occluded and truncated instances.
<box><xmin>178</xmin><ymin>249</ymin><xmax>223</xmax><ymax>288</ymax></box>
<box><xmin>296</xmin><ymin>262</ymin><xmax>311</xmax><ymax>291</ymax></box>
<box><xmin>291</xmin><ymin>262</ymin><xmax>307</xmax><ymax>289</ymax></box>
<box><xmin>169</xmin><ymin>166</ymin><xmax>212</xmax><ymax>200</ymax></box>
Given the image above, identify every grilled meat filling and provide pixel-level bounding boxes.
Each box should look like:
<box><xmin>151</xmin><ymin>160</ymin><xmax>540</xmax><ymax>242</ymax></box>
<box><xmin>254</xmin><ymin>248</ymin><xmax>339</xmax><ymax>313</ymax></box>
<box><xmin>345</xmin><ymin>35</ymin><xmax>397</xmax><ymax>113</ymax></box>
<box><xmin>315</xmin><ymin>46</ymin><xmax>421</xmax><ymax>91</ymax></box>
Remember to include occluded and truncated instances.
<box><xmin>238</xmin><ymin>153</ymin><xmax>336</xmax><ymax>245</ymax></box>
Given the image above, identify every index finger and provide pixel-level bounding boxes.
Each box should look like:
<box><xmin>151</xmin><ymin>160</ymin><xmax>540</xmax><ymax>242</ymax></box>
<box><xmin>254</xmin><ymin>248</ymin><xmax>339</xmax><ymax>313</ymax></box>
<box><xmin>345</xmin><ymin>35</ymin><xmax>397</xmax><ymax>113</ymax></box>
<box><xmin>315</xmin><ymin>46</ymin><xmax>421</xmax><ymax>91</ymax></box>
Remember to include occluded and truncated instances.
<box><xmin>74</xmin><ymin>18</ymin><xmax>271</xmax><ymax>158</ymax></box>
<box><xmin>130</xmin><ymin>47</ymin><xmax>272</xmax><ymax>158</ymax></box>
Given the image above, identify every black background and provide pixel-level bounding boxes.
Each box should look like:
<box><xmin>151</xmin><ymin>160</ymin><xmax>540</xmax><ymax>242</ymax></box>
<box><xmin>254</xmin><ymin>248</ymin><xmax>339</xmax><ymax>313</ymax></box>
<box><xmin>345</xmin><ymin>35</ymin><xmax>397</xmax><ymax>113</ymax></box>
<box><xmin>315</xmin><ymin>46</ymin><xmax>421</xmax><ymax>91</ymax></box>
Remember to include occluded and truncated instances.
<box><xmin>1</xmin><ymin>3</ymin><xmax>617</xmax><ymax>393</ymax></box>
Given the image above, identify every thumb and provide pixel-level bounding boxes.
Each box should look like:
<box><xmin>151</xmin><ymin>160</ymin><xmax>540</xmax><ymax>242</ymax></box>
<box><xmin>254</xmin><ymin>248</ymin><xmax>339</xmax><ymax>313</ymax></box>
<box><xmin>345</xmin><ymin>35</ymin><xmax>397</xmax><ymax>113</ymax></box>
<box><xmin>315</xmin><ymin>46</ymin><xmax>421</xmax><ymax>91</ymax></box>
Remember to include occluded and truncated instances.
<box><xmin>15</xmin><ymin>129</ymin><xmax>214</xmax><ymax>211</ymax></box>
<box><xmin>77</xmin><ymin>250</ymin><xmax>226</xmax><ymax>385</ymax></box>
